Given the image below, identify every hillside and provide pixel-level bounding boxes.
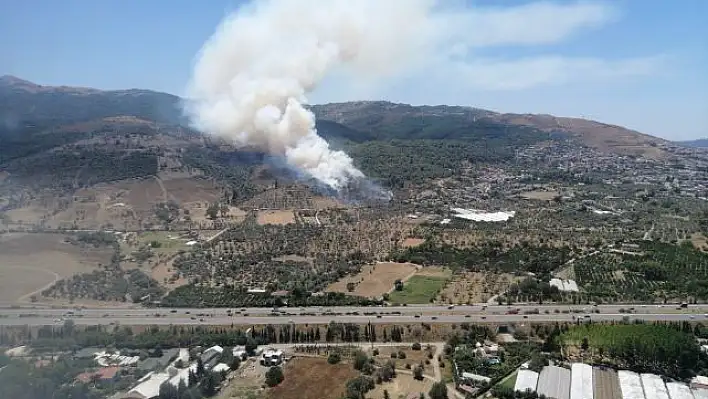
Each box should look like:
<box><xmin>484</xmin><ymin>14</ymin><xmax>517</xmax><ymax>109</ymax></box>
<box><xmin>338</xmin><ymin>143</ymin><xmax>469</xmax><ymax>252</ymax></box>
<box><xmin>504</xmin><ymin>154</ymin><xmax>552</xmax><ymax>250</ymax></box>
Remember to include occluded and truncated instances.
<box><xmin>312</xmin><ymin>101</ymin><xmax>669</xmax><ymax>159</ymax></box>
<box><xmin>0</xmin><ymin>76</ymin><xmax>671</xmax><ymax>199</ymax></box>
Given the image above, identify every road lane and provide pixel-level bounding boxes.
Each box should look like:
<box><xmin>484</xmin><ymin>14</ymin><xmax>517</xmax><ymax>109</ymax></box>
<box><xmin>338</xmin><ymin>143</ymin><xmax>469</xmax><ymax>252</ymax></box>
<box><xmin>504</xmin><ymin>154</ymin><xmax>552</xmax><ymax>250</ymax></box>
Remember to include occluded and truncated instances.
<box><xmin>0</xmin><ymin>312</ymin><xmax>703</xmax><ymax>326</ymax></box>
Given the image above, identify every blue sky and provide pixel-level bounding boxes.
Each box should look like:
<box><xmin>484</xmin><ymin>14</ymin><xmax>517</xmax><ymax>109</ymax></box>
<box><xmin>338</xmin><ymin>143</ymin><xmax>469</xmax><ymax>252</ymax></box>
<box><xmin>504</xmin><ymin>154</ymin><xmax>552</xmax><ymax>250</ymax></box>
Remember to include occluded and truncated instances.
<box><xmin>1</xmin><ymin>0</ymin><xmax>706</xmax><ymax>140</ymax></box>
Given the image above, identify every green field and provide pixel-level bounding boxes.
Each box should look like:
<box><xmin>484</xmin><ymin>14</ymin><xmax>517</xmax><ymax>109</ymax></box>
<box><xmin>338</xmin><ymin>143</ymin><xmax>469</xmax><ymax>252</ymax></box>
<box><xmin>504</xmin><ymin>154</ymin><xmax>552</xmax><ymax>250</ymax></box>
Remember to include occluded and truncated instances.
<box><xmin>497</xmin><ymin>370</ymin><xmax>518</xmax><ymax>391</ymax></box>
<box><xmin>389</xmin><ymin>275</ymin><xmax>449</xmax><ymax>304</ymax></box>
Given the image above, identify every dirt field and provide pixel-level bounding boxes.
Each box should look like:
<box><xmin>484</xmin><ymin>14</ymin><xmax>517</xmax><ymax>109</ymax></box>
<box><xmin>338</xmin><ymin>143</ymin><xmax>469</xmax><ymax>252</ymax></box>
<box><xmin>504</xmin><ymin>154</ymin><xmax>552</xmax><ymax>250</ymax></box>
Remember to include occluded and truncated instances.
<box><xmin>368</xmin><ymin>373</ymin><xmax>434</xmax><ymax>399</ymax></box>
<box><xmin>218</xmin><ymin>359</ymin><xmax>267</xmax><ymax>399</ymax></box>
<box><xmin>520</xmin><ymin>190</ymin><xmax>560</xmax><ymax>201</ymax></box>
<box><xmin>161</xmin><ymin>177</ymin><xmax>221</xmax><ymax>204</ymax></box>
<box><xmin>438</xmin><ymin>272</ymin><xmax>517</xmax><ymax>304</ymax></box>
<box><xmin>401</xmin><ymin>238</ymin><xmax>425</xmax><ymax>248</ymax></box>
<box><xmin>0</xmin><ymin>233</ymin><xmax>112</xmax><ymax>303</ymax></box>
<box><xmin>369</xmin><ymin>345</ymin><xmax>436</xmax><ymax>376</ymax></box>
<box><xmin>691</xmin><ymin>233</ymin><xmax>708</xmax><ymax>252</ymax></box>
<box><xmin>267</xmin><ymin>357</ymin><xmax>358</xmax><ymax>399</ymax></box>
<box><xmin>327</xmin><ymin>262</ymin><xmax>419</xmax><ymax>298</ymax></box>
<box><xmin>257</xmin><ymin>210</ymin><xmax>295</xmax><ymax>225</ymax></box>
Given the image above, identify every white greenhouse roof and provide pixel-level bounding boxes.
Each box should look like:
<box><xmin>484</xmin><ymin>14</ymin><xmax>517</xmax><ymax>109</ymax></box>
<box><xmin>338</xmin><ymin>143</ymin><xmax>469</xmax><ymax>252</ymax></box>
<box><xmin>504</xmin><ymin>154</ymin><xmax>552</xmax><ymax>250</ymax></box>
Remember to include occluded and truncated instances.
<box><xmin>641</xmin><ymin>373</ymin><xmax>669</xmax><ymax>399</ymax></box>
<box><xmin>537</xmin><ymin>366</ymin><xmax>571</xmax><ymax>399</ymax></box>
<box><xmin>570</xmin><ymin>363</ymin><xmax>594</xmax><ymax>399</ymax></box>
<box><xmin>515</xmin><ymin>369</ymin><xmax>539</xmax><ymax>393</ymax></box>
<box><xmin>692</xmin><ymin>388</ymin><xmax>708</xmax><ymax>399</ymax></box>
<box><xmin>666</xmin><ymin>382</ymin><xmax>693</xmax><ymax>399</ymax></box>
<box><xmin>618</xmin><ymin>371</ymin><xmax>645</xmax><ymax>399</ymax></box>
<box><xmin>451</xmin><ymin>208</ymin><xmax>516</xmax><ymax>222</ymax></box>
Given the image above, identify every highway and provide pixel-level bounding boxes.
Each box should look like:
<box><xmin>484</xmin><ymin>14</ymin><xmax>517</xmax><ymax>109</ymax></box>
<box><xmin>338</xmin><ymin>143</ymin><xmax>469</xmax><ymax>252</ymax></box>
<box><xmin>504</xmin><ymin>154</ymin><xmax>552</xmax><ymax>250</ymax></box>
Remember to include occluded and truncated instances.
<box><xmin>1</xmin><ymin>303</ymin><xmax>706</xmax><ymax>326</ymax></box>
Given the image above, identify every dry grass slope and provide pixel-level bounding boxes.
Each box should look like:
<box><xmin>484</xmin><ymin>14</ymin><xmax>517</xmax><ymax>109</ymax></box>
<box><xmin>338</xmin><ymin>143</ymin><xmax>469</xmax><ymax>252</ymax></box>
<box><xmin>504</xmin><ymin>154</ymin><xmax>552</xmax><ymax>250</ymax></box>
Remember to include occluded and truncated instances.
<box><xmin>267</xmin><ymin>358</ymin><xmax>358</xmax><ymax>399</ymax></box>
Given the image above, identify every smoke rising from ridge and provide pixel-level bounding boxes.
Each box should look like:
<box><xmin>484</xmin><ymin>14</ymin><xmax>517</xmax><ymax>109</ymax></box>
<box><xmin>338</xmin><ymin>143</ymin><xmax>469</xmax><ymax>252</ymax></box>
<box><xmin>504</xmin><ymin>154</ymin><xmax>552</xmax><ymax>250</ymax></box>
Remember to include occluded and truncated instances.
<box><xmin>184</xmin><ymin>0</ymin><xmax>447</xmax><ymax>190</ymax></box>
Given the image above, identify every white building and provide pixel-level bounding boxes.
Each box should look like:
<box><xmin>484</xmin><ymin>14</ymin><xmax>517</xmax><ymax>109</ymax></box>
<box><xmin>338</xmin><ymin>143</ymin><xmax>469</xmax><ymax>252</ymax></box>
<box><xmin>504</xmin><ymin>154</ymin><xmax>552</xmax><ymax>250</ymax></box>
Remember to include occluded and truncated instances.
<box><xmin>261</xmin><ymin>348</ymin><xmax>284</xmax><ymax>366</ymax></box>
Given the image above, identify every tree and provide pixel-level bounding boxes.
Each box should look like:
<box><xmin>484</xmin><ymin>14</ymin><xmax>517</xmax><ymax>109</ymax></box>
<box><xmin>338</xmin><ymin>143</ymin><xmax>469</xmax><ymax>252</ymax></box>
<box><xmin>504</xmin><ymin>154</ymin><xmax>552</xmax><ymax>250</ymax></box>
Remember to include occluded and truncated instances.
<box><xmin>346</xmin><ymin>282</ymin><xmax>356</xmax><ymax>292</ymax></box>
<box><xmin>328</xmin><ymin>353</ymin><xmax>342</xmax><ymax>364</ymax></box>
<box><xmin>200</xmin><ymin>372</ymin><xmax>220</xmax><ymax>397</ymax></box>
<box><xmin>245</xmin><ymin>338</ymin><xmax>258</xmax><ymax>356</ymax></box>
<box><xmin>230</xmin><ymin>356</ymin><xmax>241</xmax><ymax>370</ymax></box>
<box><xmin>345</xmin><ymin>376</ymin><xmax>374</xmax><ymax>399</ymax></box>
<box><xmin>159</xmin><ymin>382</ymin><xmax>179</xmax><ymax>399</ymax></box>
<box><xmin>206</xmin><ymin>203</ymin><xmax>220</xmax><ymax>220</ymax></box>
<box><xmin>265</xmin><ymin>366</ymin><xmax>284</xmax><ymax>387</ymax></box>
<box><xmin>384</xmin><ymin>390</ymin><xmax>391</xmax><ymax>399</ymax></box>
<box><xmin>429</xmin><ymin>382</ymin><xmax>448</xmax><ymax>399</ymax></box>
<box><xmin>196</xmin><ymin>358</ymin><xmax>205</xmax><ymax>377</ymax></box>
<box><xmin>353</xmin><ymin>350</ymin><xmax>369</xmax><ymax>371</ymax></box>
<box><xmin>581</xmin><ymin>337</ymin><xmax>589</xmax><ymax>351</ymax></box>
<box><xmin>394</xmin><ymin>279</ymin><xmax>404</xmax><ymax>291</ymax></box>
<box><xmin>413</xmin><ymin>365</ymin><xmax>424</xmax><ymax>381</ymax></box>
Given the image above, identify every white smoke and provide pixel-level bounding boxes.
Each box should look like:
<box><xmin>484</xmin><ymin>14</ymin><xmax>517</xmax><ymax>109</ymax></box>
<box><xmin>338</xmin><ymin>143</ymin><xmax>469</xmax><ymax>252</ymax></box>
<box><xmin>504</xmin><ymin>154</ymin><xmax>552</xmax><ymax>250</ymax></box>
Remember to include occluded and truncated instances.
<box><xmin>184</xmin><ymin>0</ymin><xmax>448</xmax><ymax>190</ymax></box>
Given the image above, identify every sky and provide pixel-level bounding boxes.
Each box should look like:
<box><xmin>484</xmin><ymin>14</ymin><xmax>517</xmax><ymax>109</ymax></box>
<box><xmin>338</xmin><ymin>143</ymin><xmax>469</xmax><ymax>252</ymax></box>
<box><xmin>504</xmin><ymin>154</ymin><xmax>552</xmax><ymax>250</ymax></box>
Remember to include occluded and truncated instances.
<box><xmin>1</xmin><ymin>0</ymin><xmax>707</xmax><ymax>140</ymax></box>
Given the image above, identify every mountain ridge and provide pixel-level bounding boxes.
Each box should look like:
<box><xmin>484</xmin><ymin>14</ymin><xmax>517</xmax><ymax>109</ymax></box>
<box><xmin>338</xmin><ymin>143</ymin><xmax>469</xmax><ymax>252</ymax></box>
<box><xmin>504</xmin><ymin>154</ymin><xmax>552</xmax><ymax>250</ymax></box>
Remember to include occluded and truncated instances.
<box><xmin>0</xmin><ymin>75</ymin><xmax>668</xmax><ymax>159</ymax></box>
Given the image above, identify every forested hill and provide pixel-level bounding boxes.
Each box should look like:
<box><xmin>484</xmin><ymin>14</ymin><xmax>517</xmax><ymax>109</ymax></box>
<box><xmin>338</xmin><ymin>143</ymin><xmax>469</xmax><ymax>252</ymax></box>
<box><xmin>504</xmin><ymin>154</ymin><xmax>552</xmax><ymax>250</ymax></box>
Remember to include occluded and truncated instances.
<box><xmin>0</xmin><ymin>76</ymin><xmax>670</xmax><ymax>192</ymax></box>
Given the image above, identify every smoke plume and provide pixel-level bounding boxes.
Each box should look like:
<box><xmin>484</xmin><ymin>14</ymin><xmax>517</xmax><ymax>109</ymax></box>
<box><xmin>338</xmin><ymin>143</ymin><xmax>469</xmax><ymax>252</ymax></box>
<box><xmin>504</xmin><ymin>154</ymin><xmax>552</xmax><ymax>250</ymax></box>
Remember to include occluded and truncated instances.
<box><xmin>184</xmin><ymin>0</ymin><xmax>443</xmax><ymax>190</ymax></box>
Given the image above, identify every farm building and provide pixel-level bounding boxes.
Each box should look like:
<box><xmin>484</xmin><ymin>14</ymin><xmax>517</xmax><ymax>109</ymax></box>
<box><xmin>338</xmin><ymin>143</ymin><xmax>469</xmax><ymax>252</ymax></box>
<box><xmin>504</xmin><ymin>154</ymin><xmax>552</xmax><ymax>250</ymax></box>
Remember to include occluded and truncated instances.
<box><xmin>618</xmin><ymin>371</ymin><xmax>645</xmax><ymax>399</ymax></box>
<box><xmin>514</xmin><ymin>369</ymin><xmax>539</xmax><ymax>393</ymax></box>
<box><xmin>641</xmin><ymin>373</ymin><xmax>669</xmax><ymax>399</ymax></box>
<box><xmin>570</xmin><ymin>363</ymin><xmax>594</xmax><ymax>399</ymax></box>
<box><xmin>666</xmin><ymin>382</ymin><xmax>694</xmax><ymax>399</ymax></box>
<box><xmin>537</xmin><ymin>366</ymin><xmax>571</xmax><ymax>399</ymax></box>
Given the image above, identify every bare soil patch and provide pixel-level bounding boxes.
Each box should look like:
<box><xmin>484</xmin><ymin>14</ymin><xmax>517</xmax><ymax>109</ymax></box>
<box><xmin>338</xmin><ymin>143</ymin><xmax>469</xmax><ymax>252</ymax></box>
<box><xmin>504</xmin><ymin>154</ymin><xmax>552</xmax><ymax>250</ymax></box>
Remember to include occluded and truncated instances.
<box><xmin>0</xmin><ymin>233</ymin><xmax>112</xmax><ymax>303</ymax></box>
<box><xmin>369</xmin><ymin>345</ymin><xmax>437</xmax><ymax>376</ymax></box>
<box><xmin>218</xmin><ymin>358</ymin><xmax>267</xmax><ymax>399</ymax></box>
<box><xmin>438</xmin><ymin>272</ymin><xmax>517</xmax><ymax>304</ymax></box>
<box><xmin>327</xmin><ymin>262</ymin><xmax>419</xmax><ymax>298</ymax></box>
<box><xmin>402</xmin><ymin>238</ymin><xmax>425</xmax><ymax>248</ymax></box>
<box><xmin>368</xmin><ymin>373</ymin><xmax>434</xmax><ymax>399</ymax></box>
<box><xmin>257</xmin><ymin>210</ymin><xmax>295</xmax><ymax>225</ymax></box>
<box><xmin>520</xmin><ymin>190</ymin><xmax>560</xmax><ymax>201</ymax></box>
<box><xmin>161</xmin><ymin>177</ymin><xmax>222</xmax><ymax>204</ymax></box>
<box><xmin>267</xmin><ymin>357</ymin><xmax>358</xmax><ymax>399</ymax></box>
<box><xmin>691</xmin><ymin>233</ymin><xmax>708</xmax><ymax>252</ymax></box>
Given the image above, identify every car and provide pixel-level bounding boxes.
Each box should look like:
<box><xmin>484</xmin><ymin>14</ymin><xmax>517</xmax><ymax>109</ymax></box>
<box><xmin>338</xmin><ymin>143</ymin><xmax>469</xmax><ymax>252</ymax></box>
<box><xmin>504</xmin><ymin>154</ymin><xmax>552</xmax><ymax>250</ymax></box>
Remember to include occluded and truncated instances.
<box><xmin>414</xmin><ymin>314</ymin><xmax>420</xmax><ymax>318</ymax></box>
<box><xmin>376</xmin><ymin>315</ymin><xmax>382</xmax><ymax>319</ymax></box>
<box><xmin>464</xmin><ymin>315</ymin><xmax>470</xmax><ymax>318</ymax></box>
<box><xmin>170</xmin><ymin>310</ymin><xmax>177</xmax><ymax>313</ymax></box>
<box><xmin>431</xmin><ymin>316</ymin><xmax>438</xmax><ymax>320</ymax></box>
<box><xmin>481</xmin><ymin>316</ymin><xmax>486</xmax><ymax>320</ymax></box>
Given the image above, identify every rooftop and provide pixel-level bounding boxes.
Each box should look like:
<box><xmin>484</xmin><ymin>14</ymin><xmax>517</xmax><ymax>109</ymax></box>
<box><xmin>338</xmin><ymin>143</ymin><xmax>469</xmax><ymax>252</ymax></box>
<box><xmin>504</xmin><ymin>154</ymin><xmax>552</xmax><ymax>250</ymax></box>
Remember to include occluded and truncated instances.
<box><xmin>75</xmin><ymin>366</ymin><xmax>121</xmax><ymax>383</ymax></box>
